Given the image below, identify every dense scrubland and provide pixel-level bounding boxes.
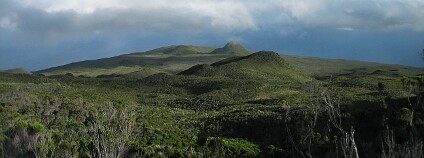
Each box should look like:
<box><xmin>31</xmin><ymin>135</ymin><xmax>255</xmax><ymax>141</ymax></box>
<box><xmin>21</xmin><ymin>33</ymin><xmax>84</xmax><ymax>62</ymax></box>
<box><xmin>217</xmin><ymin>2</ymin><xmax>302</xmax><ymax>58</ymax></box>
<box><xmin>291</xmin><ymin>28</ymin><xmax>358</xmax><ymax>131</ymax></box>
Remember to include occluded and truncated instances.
<box><xmin>1</xmin><ymin>44</ymin><xmax>424</xmax><ymax>157</ymax></box>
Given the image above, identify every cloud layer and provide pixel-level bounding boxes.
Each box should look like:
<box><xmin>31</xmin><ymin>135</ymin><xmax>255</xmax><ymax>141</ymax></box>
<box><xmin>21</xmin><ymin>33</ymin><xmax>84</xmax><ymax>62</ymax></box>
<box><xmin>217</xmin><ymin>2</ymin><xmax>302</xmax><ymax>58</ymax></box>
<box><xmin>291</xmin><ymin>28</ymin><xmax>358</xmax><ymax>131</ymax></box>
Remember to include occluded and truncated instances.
<box><xmin>1</xmin><ymin>0</ymin><xmax>424</xmax><ymax>34</ymax></box>
<box><xmin>1</xmin><ymin>0</ymin><xmax>257</xmax><ymax>34</ymax></box>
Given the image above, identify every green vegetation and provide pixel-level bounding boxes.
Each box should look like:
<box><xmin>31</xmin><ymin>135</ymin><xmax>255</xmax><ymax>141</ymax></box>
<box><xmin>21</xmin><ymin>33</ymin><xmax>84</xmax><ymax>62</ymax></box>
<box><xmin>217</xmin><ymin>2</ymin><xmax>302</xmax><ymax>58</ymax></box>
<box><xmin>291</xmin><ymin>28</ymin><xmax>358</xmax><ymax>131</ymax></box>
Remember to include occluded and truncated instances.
<box><xmin>280</xmin><ymin>54</ymin><xmax>424</xmax><ymax>77</ymax></box>
<box><xmin>1</xmin><ymin>68</ymin><xmax>30</xmax><ymax>74</ymax></box>
<box><xmin>2</xmin><ymin>44</ymin><xmax>424</xmax><ymax>157</ymax></box>
<box><xmin>37</xmin><ymin>44</ymin><xmax>235</xmax><ymax>77</ymax></box>
<box><xmin>210</xmin><ymin>41</ymin><xmax>251</xmax><ymax>55</ymax></box>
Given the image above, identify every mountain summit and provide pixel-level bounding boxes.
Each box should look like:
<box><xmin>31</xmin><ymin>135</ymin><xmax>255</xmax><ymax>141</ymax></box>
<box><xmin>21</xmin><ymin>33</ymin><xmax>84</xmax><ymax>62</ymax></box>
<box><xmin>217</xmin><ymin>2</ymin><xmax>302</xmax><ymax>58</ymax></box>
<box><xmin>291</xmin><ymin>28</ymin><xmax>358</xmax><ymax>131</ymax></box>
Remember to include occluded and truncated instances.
<box><xmin>210</xmin><ymin>41</ymin><xmax>250</xmax><ymax>55</ymax></box>
<box><xmin>224</xmin><ymin>41</ymin><xmax>243</xmax><ymax>48</ymax></box>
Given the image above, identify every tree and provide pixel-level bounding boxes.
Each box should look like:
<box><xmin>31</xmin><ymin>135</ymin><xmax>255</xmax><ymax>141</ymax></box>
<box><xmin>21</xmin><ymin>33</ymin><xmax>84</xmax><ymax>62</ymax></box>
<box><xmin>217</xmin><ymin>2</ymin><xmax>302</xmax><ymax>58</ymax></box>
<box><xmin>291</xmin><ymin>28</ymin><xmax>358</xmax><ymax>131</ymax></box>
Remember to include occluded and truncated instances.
<box><xmin>401</xmin><ymin>76</ymin><xmax>423</xmax><ymax>127</ymax></box>
<box><xmin>378</xmin><ymin>82</ymin><xmax>386</xmax><ymax>95</ymax></box>
<box><xmin>88</xmin><ymin>102</ymin><xmax>136</xmax><ymax>158</ymax></box>
<box><xmin>381</xmin><ymin>130</ymin><xmax>423</xmax><ymax>158</ymax></box>
<box><xmin>284</xmin><ymin>82</ymin><xmax>359</xmax><ymax>158</ymax></box>
<box><xmin>320</xmin><ymin>87</ymin><xmax>359</xmax><ymax>158</ymax></box>
<box><xmin>284</xmin><ymin>105</ymin><xmax>322</xmax><ymax>158</ymax></box>
<box><xmin>3</xmin><ymin>120</ymin><xmax>54</xmax><ymax>158</ymax></box>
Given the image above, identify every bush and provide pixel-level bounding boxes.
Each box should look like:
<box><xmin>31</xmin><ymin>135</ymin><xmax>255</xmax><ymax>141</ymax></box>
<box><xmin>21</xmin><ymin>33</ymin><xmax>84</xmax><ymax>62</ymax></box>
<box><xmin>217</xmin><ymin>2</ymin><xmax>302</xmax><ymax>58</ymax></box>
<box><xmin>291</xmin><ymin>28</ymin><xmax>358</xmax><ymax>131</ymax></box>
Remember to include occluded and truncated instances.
<box><xmin>203</xmin><ymin>137</ymin><xmax>261</xmax><ymax>158</ymax></box>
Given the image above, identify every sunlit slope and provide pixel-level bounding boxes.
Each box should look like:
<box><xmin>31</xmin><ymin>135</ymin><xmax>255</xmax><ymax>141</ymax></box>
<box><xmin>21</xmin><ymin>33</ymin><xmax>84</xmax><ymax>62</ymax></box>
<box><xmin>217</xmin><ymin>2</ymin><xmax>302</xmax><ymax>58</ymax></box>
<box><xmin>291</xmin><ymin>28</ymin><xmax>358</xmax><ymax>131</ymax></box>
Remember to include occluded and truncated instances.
<box><xmin>281</xmin><ymin>55</ymin><xmax>424</xmax><ymax>77</ymax></box>
<box><xmin>38</xmin><ymin>43</ymin><xmax>250</xmax><ymax>77</ymax></box>
<box><xmin>179</xmin><ymin>51</ymin><xmax>311</xmax><ymax>83</ymax></box>
<box><xmin>210</xmin><ymin>41</ymin><xmax>251</xmax><ymax>55</ymax></box>
<box><xmin>37</xmin><ymin>42</ymin><xmax>423</xmax><ymax>78</ymax></box>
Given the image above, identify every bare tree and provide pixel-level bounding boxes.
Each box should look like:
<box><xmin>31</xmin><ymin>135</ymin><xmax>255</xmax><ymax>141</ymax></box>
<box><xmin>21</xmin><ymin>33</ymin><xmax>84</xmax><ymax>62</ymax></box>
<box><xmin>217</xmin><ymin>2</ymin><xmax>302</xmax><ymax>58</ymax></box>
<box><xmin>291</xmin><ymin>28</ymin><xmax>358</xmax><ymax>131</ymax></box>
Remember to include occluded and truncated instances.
<box><xmin>283</xmin><ymin>82</ymin><xmax>336</xmax><ymax>158</ymax></box>
<box><xmin>3</xmin><ymin>127</ymin><xmax>35</xmax><ymax>158</ymax></box>
<box><xmin>285</xmin><ymin>104</ymin><xmax>322</xmax><ymax>158</ymax></box>
<box><xmin>381</xmin><ymin>130</ymin><xmax>423</xmax><ymax>158</ymax></box>
<box><xmin>88</xmin><ymin>102</ymin><xmax>136</xmax><ymax>158</ymax></box>
<box><xmin>3</xmin><ymin>122</ymin><xmax>54</xmax><ymax>158</ymax></box>
<box><xmin>284</xmin><ymin>82</ymin><xmax>359</xmax><ymax>158</ymax></box>
<box><xmin>338</xmin><ymin>127</ymin><xmax>359</xmax><ymax>158</ymax></box>
<box><xmin>320</xmin><ymin>86</ymin><xmax>359</xmax><ymax>158</ymax></box>
<box><xmin>401</xmin><ymin>77</ymin><xmax>422</xmax><ymax>127</ymax></box>
<box><xmin>32</xmin><ymin>132</ymin><xmax>54</xmax><ymax>158</ymax></box>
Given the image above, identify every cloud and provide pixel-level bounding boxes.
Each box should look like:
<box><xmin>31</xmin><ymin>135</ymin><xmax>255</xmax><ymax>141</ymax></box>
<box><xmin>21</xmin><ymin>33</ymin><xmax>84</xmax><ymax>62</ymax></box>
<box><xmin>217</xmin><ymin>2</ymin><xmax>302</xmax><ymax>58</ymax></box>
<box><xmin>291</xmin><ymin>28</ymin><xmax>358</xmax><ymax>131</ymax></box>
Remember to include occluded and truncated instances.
<box><xmin>269</xmin><ymin>0</ymin><xmax>424</xmax><ymax>31</ymax></box>
<box><xmin>0</xmin><ymin>0</ymin><xmax>257</xmax><ymax>35</ymax></box>
<box><xmin>1</xmin><ymin>0</ymin><xmax>424</xmax><ymax>36</ymax></box>
<box><xmin>242</xmin><ymin>0</ymin><xmax>424</xmax><ymax>32</ymax></box>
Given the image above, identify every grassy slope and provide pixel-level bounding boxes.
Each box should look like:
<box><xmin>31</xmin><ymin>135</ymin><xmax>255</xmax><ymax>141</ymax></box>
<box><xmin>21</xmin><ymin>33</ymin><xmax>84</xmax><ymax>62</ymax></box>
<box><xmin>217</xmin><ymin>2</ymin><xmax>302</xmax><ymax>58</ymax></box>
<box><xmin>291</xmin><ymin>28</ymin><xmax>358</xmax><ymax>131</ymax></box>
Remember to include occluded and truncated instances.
<box><xmin>177</xmin><ymin>51</ymin><xmax>312</xmax><ymax>102</ymax></box>
<box><xmin>38</xmin><ymin>43</ymin><xmax>423</xmax><ymax>79</ymax></box>
<box><xmin>1</xmin><ymin>68</ymin><xmax>30</xmax><ymax>74</ymax></box>
<box><xmin>179</xmin><ymin>51</ymin><xmax>310</xmax><ymax>82</ymax></box>
<box><xmin>281</xmin><ymin>54</ymin><xmax>424</xmax><ymax>76</ymax></box>
<box><xmin>210</xmin><ymin>41</ymin><xmax>251</xmax><ymax>55</ymax></box>
<box><xmin>38</xmin><ymin>45</ymin><xmax>236</xmax><ymax>77</ymax></box>
<box><xmin>1</xmin><ymin>49</ymin><xmax>424</xmax><ymax>157</ymax></box>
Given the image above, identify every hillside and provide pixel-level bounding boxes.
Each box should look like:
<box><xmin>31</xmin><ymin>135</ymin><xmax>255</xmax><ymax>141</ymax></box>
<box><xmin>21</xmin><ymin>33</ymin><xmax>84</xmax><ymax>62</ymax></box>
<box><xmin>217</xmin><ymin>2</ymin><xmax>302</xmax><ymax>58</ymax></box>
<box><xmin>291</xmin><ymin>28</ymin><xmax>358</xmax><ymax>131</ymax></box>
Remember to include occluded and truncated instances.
<box><xmin>210</xmin><ymin>41</ymin><xmax>250</xmax><ymax>55</ymax></box>
<box><xmin>38</xmin><ymin>42</ymin><xmax>247</xmax><ymax>77</ymax></box>
<box><xmin>38</xmin><ymin>42</ymin><xmax>424</xmax><ymax>79</ymax></box>
<box><xmin>1</xmin><ymin>68</ymin><xmax>30</xmax><ymax>74</ymax></box>
<box><xmin>1</xmin><ymin>43</ymin><xmax>424</xmax><ymax>157</ymax></box>
<box><xmin>179</xmin><ymin>51</ymin><xmax>310</xmax><ymax>83</ymax></box>
<box><xmin>281</xmin><ymin>54</ymin><xmax>424</xmax><ymax>77</ymax></box>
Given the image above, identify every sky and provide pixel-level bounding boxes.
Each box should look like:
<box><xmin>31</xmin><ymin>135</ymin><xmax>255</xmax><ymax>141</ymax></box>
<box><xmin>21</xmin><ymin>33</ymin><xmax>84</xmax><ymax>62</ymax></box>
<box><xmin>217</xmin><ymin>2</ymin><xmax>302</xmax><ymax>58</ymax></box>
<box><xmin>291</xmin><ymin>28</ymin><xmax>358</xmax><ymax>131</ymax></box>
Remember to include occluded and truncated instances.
<box><xmin>1</xmin><ymin>0</ymin><xmax>424</xmax><ymax>71</ymax></box>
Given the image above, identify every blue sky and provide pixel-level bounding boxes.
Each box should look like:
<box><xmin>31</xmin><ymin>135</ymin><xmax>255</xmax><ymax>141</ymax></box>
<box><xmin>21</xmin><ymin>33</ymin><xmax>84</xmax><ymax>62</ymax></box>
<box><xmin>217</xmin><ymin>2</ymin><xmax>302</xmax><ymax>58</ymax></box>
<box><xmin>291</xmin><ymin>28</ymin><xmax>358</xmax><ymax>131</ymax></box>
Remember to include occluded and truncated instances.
<box><xmin>1</xmin><ymin>0</ymin><xmax>423</xmax><ymax>71</ymax></box>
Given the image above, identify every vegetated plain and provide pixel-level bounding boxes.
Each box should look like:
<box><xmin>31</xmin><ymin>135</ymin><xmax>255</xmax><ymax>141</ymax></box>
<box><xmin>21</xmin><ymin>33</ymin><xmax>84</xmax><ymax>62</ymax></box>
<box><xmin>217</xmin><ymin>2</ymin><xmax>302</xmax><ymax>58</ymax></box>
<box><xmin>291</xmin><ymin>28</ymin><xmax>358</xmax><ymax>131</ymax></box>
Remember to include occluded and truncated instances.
<box><xmin>1</xmin><ymin>42</ymin><xmax>423</xmax><ymax>157</ymax></box>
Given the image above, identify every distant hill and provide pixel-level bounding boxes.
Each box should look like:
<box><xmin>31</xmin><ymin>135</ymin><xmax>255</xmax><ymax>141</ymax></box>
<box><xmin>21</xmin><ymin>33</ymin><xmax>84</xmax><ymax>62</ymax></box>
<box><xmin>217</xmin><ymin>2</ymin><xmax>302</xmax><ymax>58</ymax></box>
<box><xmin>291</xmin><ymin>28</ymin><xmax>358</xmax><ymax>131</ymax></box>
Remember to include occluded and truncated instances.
<box><xmin>37</xmin><ymin>42</ymin><xmax>424</xmax><ymax>78</ymax></box>
<box><xmin>38</xmin><ymin>42</ymin><xmax>245</xmax><ymax>77</ymax></box>
<box><xmin>179</xmin><ymin>51</ymin><xmax>310</xmax><ymax>83</ymax></box>
<box><xmin>210</xmin><ymin>41</ymin><xmax>250</xmax><ymax>55</ymax></box>
<box><xmin>2</xmin><ymin>68</ymin><xmax>30</xmax><ymax>74</ymax></box>
<box><xmin>142</xmin><ymin>45</ymin><xmax>215</xmax><ymax>55</ymax></box>
<box><xmin>280</xmin><ymin>55</ymin><xmax>424</xmax><ymax>77</ymax></box>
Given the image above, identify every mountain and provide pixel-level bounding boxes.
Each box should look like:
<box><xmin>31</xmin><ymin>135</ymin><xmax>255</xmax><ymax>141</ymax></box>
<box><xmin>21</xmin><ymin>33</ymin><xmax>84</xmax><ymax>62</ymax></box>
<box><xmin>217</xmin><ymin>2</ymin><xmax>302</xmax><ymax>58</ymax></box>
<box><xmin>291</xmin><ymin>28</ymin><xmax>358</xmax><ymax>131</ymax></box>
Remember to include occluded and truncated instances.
<box><xmin>210</xmin><ymin>41</ymin><xmax>250</xmax><ymax>55</ymax></box>
<box><xmin>38</xmin><ymin>43</ymin><xmax>245</xmax><ymax>77</ymax></box>
<box><xmin>37</xmin><ymin>42</ymin><xmax>424</xmax><ymax>78</ymax></box>
<box><xmin>142</xmin><ymin>45</ymin><xmax>215</xmax><ymax>55</ymax></box>
<box><xmin>179</xmin><ymin>51</ymin><xmax>310</xmax><ymax>83</ymax></box>
<box><xmin>280</xmin><ymin>54</ymin><xmax>424</xmax><ymax>77</ymax></box>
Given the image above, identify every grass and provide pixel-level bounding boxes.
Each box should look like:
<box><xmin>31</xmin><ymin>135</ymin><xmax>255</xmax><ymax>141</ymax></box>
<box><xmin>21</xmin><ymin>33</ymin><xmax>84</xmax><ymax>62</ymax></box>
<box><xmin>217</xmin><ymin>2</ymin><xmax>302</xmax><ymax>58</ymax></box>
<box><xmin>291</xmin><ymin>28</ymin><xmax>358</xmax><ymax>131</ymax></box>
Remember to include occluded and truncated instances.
<box><xmin>281</xmin><ymin>54</ymin><xmax>424</xmax><ymax>76</ymax></box>
<box><xmin>38</xmin><ymin>44</ymin><xmax>424</xmax><ymax>81</ymax></box>
<box><xmin>1</xmin><ymin>59</ymin><xmax>424</xmax><ymax>157</ymax></box>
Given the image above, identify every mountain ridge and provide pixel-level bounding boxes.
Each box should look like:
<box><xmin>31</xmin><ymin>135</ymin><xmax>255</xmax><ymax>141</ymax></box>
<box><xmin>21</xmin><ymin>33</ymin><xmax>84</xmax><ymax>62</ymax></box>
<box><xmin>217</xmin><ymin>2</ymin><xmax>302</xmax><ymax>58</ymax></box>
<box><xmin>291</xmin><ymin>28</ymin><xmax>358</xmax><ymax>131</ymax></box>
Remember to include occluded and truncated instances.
<box><xmin>36</xmin><ymin>42</ymin><xmax>424</xmax><ymax>78</ymax></box>
<box><xmin>37</xmin><ymin>42</ymin><xmax>244</xmax><ymax>77</ymax></box>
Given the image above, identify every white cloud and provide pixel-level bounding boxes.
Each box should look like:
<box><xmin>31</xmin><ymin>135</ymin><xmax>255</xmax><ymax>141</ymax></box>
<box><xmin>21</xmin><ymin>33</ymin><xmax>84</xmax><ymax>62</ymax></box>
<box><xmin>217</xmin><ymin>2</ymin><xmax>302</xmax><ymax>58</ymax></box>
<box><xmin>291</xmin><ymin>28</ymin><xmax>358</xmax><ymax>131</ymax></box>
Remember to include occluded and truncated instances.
<box><xmin>2</xmin><ymin>0</ymin><xmax>424</xmax><ymax>35</ymax></box>
<box><xmin>8</xmin><ymin>0</ymin><xmax>256</xmax><ymax>34</ymax></box>
<box><xmin>336</xmin><ymin>27</ymin><xmax>357</xmax><ymax>31</ymax></box>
